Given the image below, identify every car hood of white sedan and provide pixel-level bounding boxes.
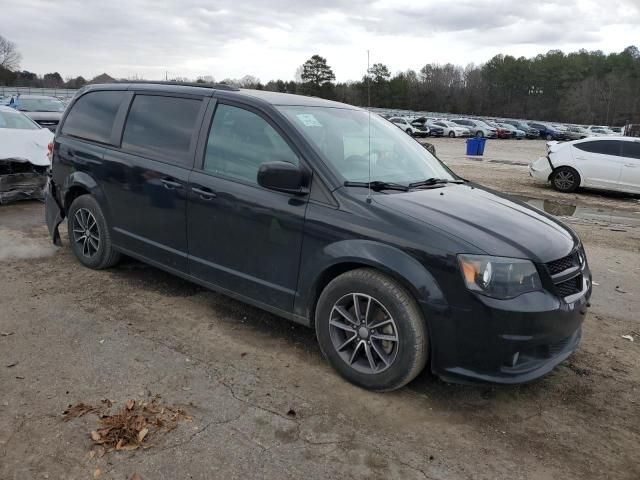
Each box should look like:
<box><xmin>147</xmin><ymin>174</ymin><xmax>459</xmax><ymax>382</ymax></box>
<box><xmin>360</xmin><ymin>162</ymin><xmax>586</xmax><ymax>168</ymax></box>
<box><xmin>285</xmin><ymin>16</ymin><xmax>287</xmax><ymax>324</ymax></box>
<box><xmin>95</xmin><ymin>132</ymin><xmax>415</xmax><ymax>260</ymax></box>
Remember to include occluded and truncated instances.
<box><xmin>0</xmin><ymin>128</ymin><xmax>53</xmax><ymax>166</ymax></box>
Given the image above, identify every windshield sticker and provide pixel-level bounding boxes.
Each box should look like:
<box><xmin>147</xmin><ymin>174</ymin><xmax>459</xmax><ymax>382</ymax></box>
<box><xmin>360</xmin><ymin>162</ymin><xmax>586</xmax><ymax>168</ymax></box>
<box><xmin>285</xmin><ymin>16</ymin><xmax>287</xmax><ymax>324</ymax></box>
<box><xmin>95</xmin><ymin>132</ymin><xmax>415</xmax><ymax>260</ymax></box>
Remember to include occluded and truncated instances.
<box><xmin>296</xmin><ymin>114</ymin><xmax>322</xmax><ymax>127</ymax></box>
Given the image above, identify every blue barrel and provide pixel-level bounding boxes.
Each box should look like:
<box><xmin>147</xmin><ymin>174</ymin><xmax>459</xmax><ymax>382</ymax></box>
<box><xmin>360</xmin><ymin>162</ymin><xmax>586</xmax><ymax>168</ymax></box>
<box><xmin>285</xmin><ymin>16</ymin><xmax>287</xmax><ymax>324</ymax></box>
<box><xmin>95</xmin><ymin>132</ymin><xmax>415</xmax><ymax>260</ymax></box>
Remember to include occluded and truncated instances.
<box><xmin>477</xmin><ymin>137</ymin><xmax>487</xmax><ymax>155</ymax></box>
<box><xmin>465</xmin><ymin>138</ymin><xmax>479</xmax><ymax>155</ymax></box>
<box><xmin>465</xmin><ymin>137</ymin><xmax>487</xmax><ymax>156</ymax></box>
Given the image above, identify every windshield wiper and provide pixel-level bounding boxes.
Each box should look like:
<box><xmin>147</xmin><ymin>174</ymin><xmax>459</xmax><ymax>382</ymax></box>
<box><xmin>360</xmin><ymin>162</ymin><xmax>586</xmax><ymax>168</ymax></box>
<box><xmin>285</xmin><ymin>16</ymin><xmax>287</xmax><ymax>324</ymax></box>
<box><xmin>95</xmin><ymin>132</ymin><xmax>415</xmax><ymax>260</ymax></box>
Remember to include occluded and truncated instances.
<box><xmin>344</xmin><ymin>180</ymin><xmax>409</xmax><ymax>192</ymax></box>
<box><xmin>408</xmin><ymin>178</ymin><xmax>464</xmax><ymax>188</ymax></box>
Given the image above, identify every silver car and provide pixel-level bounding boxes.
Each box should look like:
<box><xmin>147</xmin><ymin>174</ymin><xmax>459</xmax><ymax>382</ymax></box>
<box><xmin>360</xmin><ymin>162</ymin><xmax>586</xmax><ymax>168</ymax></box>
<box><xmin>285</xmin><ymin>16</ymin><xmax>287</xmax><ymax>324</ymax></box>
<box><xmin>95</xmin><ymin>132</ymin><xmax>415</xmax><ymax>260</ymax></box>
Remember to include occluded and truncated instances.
<box><xmin>15</xmin><ymin>95</ymin><xmax>66</xmax><ymax>131</ymax></box>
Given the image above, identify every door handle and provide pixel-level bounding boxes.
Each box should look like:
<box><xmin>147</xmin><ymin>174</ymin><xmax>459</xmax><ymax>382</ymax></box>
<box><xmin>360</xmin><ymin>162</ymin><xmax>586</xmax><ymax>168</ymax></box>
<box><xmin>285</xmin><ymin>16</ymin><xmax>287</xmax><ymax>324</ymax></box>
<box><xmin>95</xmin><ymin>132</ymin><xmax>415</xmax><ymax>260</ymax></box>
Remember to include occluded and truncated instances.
<box><xmin>161</xmin><ymin>178</ymin><xmax>182</xmax><ymax>189</ymax></box>
<box><xmin>191</xmin><ymin>186</ymin><xmax>217</xmax><ymax>199</ymax></box>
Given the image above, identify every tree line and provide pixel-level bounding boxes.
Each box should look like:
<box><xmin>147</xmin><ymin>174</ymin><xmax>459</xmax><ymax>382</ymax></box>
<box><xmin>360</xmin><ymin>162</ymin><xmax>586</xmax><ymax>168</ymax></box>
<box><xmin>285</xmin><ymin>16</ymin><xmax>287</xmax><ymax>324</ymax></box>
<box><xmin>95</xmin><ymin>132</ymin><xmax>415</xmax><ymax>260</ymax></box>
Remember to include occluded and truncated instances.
<box><xmin>2</xmin><ymin>32</ymin><xmax>639</xmax><ymax>125</ymax></box>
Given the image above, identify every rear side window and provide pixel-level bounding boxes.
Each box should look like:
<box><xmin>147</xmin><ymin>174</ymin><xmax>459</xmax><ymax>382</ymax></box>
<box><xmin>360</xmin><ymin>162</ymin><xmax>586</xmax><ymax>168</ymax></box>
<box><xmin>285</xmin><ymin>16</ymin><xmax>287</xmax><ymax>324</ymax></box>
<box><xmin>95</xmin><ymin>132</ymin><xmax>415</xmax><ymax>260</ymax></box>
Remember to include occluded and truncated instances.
<box><xmin>121</xmin><ymin>95</ymin><xmax>202</xmax><ymax>166</ymax></box>
<box><xmin>203</xmin><ymin>104</ymin><xmax>298</xmax><ymax>184</ymax></box>
<box><xmin>622</xmin><ymin>141</ymin><xmax>640</xmax><ymax>160</ymax></box>
<box><xmin>62</xmin><ymin>91</ymin><xmax>124</xmax><ymax>144</ymax></box>
<box><xmin>574</xmin><ymin>140</ymin><xmax>622</xmax><ymax>156</ymax></box>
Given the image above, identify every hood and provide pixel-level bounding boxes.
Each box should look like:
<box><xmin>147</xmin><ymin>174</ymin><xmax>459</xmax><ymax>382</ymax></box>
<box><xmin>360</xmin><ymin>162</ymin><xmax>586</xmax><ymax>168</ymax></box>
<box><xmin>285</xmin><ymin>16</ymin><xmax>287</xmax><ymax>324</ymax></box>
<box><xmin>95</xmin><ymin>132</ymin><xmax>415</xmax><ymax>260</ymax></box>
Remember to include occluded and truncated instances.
<box><xmin>373</xmin><ymin>183</ymin><xmax>578</xmax><ymax>263</ymax></box>
<box><xmin>21</xmin><ymin>111</ymin><xmax>63</xmax><ymax>121</ymax></box>
<box><xmin>0</xmin><ymin>128</ymin><xmax>53</xmax><ymax>166</ymax></box>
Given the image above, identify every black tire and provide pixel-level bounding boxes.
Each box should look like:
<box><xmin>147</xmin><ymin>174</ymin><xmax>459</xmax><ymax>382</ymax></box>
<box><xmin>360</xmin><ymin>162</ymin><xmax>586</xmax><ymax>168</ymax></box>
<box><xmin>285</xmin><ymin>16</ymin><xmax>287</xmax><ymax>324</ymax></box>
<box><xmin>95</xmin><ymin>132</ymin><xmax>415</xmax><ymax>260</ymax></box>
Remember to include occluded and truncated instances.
<box><xmin>475</xmin><ymin>130</ymin><xmax>483</xmax><ymax>138</ymax></box>
<box><xmin>551</xmin><ymin>167</ymin><xmax>580</xmax><ymax>193</ymax></box>
<box><xmin>315</xmin><ymin>268</ymin><xmax>428</xmax><ymax>391</ymax></box>
<box><xmin>546</xmin><ymin>134</ymin><xmax>553</xmax><ymax>141</ymax></box>
<box><xmin>67</xmin><ymin>194</ymin><xmax>121</xmax><ymax>269</ymax></box>
<box><xmin>405</xmin><ymin>128</ymin><xmax>412</xmax><ymax>136</ymax></box>
<box><xmin>448</xmin><ymin>131</ymin><xmax>455</xmax><ymax>138</ymax></box>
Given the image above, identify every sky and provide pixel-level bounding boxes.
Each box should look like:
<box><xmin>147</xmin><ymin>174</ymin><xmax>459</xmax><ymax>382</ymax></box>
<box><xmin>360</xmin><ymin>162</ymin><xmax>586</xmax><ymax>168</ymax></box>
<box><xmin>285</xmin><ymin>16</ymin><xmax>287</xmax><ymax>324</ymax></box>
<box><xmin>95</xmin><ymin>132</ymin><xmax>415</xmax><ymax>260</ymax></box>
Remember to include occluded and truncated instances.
<box><xmin>3</xmin><ymin>0</ymin><xmax>639</xmax><ymax>82</ymax></box>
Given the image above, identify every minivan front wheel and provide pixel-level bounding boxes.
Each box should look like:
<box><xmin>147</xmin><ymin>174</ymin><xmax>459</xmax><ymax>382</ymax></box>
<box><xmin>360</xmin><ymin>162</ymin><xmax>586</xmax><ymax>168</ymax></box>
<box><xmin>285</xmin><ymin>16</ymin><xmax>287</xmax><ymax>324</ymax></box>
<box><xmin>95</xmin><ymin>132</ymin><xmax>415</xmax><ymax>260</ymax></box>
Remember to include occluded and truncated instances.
<box><xmin>315</xmin><ymin>269</ymin><xmax>428</xmax><ymax>391</ymax></box>
<box><xmin>68</xmin><ymin>194</ymin><xmax>121</xmax><ymax>269</ymax></box>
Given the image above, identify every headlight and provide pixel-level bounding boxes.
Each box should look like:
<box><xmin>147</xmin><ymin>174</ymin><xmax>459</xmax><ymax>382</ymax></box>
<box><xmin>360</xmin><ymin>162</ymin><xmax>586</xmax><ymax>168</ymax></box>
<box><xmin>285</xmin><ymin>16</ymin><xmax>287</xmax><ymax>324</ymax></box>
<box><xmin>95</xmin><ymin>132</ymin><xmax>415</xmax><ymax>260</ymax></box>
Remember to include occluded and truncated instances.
<box><xmin>458</xmin><ymin>255</ymin><xmax>542</xmax><ymax>299</ymax></box>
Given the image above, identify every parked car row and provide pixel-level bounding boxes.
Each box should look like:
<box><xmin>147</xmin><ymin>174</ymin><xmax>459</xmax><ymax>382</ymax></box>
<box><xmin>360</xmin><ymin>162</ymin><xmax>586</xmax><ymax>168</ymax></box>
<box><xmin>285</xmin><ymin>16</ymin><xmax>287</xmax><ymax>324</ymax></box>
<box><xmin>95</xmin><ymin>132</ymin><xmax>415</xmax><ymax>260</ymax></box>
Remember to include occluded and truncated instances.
<box><xmin>380</xmin><ymin>110</ymin><xmax>627</xmax><ymax>142</ymax></box>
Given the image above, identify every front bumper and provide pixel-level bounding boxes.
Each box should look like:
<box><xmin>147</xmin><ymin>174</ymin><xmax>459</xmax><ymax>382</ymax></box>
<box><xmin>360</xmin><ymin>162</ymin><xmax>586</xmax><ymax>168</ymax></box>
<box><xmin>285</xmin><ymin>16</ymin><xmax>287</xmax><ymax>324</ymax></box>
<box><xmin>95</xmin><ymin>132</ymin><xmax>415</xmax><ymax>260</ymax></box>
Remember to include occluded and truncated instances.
<box><xmin>425</xmin><ymin>266</ymin><xmax>592</xmax><ymax>384</ymax></box>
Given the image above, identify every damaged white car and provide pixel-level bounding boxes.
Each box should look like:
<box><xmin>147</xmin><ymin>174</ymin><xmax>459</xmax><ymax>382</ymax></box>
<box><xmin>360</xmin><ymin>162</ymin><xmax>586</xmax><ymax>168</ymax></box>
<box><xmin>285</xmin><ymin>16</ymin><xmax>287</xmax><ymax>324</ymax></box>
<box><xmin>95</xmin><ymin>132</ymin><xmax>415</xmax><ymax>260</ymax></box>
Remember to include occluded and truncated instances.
<box><xmin>0</xmin><ymin>106</ymin><xmax>53</xmax><ymax>204</ymax></box>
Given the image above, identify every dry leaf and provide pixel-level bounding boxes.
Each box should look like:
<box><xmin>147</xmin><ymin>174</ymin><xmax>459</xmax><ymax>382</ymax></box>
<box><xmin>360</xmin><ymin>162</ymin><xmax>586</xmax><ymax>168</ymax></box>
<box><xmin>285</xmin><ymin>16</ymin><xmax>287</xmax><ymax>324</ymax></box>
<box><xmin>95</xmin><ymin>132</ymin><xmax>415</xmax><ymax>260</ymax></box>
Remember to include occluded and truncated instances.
<box><xmin>90</xmin><ymin>431</ymin><xmax>101</xmax><ymax>442</ymax></box>
<box><xmin>137</xmin><ymin>428</ymin><xmax>149</xmax><ymax>443</ymax></box>
<box><xmin>126</xmin><ymin>399</ymin><xmax>135</xmax><ymax>410</ymax></box>
<box><xmin>93</xmin><ymin>469</ymin><xmax>101</xmax><ymax>479</ymax></box>
<box><xmin>130</xmin><ymin>473</ymin><xmax>143</xmax><ymax>480</ymax></box>
<box><xmin>63</xmin><ymin>403</ymin><xmax>100</xmax><ymax>421</ymax></box>
<box><xmin>5</xmin><ymin>361</ymin><xmax>18</xmax><ymax>368</ymax></box>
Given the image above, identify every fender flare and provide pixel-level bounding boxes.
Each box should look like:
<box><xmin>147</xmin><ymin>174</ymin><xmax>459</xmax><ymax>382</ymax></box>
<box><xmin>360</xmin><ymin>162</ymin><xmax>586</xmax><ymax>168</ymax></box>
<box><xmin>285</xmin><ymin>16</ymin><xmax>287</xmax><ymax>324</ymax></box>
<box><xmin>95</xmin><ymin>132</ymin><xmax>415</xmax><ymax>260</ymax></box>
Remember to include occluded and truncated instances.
<box><xmin>296</xmin><ymin>239</ymin><xmax>448</xmax><ymax>323</ymax></box>
<box><xmin>62</xmin><ymin>171</ymin><xmax>113</xmax><ymax>223</ymax></box>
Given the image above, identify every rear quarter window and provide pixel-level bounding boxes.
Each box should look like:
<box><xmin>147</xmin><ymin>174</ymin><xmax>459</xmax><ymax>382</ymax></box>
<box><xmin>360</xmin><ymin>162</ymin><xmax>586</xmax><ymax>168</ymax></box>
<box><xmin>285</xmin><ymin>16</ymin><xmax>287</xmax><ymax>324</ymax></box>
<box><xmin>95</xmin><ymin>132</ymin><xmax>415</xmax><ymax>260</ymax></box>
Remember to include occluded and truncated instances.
<box><xmin>62</xmin><ymin>91</ymin><xmax>124</xmax><ymax>144</ymax></box>
<box><xmin>574</xmin><ymin>140</ymin><xmax>622</xmax><ymax>156</ymax></box>
<box><xmin>622</xmin><ymin>141</ymin><xmax>640</xmax><ymax>160</ymax></box>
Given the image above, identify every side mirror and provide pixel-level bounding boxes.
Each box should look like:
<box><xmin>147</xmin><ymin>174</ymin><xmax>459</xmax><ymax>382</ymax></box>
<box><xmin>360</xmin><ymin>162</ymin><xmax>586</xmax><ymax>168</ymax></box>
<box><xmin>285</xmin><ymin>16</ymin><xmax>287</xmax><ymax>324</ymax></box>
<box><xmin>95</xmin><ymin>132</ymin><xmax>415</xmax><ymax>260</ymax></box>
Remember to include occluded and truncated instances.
<box><xmin>257</xmin><ymin>161</ymin><xmax>308</xmax><ymax>195</ymax></box>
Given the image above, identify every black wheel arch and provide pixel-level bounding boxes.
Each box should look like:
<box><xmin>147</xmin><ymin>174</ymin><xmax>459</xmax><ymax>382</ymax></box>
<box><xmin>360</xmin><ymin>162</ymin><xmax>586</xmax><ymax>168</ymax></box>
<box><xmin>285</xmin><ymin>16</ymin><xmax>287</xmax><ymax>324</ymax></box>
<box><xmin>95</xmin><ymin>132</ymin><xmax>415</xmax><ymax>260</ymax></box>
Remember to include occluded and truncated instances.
<box><xmin>299</xmin><ymin>242</ymin><xmax>448</xmax><ymax>330</ymax></box>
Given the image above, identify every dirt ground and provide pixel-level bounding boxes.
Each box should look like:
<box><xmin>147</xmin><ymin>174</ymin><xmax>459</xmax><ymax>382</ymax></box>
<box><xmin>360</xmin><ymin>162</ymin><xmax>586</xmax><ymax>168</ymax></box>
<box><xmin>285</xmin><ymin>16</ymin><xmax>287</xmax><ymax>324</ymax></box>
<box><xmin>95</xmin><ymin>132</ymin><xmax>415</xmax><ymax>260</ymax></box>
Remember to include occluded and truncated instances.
<box><xmin>1</xmin><ymin>138</ymin><xmax>639</xmax><ymax>480</ymax></box>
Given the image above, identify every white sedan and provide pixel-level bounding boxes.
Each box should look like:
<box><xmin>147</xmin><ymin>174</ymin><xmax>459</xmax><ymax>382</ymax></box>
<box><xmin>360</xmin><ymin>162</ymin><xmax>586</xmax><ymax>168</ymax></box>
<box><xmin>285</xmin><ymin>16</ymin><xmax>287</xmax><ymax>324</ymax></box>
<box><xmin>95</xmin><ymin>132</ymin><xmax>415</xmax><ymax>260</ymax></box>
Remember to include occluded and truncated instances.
<box><xmin>0</xmin><ymin>106</ymin><xmax>53</xmax><ymax>203</ymax></box>
<box><xmin>432</xmin><ymin>120</ymin><xmax>471</xmax><ymax>138</ymax></box>
<box><xmin>529</xmin><ymin>136</ymin><xmax>640</xmax><ymax>194</ymax></box>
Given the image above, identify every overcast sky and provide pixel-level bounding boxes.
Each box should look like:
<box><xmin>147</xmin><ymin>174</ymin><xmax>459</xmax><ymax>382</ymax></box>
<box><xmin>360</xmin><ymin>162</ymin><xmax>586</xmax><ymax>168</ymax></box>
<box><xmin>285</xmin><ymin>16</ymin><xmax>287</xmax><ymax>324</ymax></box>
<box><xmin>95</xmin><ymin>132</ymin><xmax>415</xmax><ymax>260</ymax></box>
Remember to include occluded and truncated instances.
<box><xmin>3</xmin><ymin>0</ymin><xmax>639</xmax><ymax>82</ymax></box>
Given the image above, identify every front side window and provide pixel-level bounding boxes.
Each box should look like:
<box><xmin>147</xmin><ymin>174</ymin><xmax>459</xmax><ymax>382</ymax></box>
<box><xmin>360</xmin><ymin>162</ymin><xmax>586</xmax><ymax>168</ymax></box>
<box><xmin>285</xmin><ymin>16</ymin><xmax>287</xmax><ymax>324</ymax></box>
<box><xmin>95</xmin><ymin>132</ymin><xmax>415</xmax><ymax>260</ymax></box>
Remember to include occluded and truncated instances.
<box><xmin>62</xmin><ymin>91</ymin><xmax>124</xmax><ymax>144</ymax></box>
<box><xmin>203</xmin><ymin>104</ymin><xmax>298</xmax><ymax>184</ymax></box>
<box><xmin>0</xmin><ymin>110</ymin><xmax>39</xmax><ymax>130</ymax></box>
<box><xmin>122</xmin><ymin>95</ymin><xmax>202</xmax><ymax>166</ymax></box>
<box><xmin>575</xmin><ymin>140</ymin><xmax>622</xmax><ymax>156</ymax></box>
<box><xmin>279</xmin><ymin>106</ymin><xmax>455</xmax><ymax>184</ymax></box>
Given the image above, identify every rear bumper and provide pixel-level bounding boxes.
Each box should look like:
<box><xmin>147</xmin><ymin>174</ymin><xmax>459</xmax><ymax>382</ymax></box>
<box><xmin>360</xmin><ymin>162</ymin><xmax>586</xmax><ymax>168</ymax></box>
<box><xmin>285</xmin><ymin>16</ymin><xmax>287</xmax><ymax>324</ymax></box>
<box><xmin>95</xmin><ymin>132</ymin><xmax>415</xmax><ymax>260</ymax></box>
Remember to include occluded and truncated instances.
<box><xmin>424</xmin><ymin>267</ymin><xmax>592</xmax><ymax>384</ymax></box>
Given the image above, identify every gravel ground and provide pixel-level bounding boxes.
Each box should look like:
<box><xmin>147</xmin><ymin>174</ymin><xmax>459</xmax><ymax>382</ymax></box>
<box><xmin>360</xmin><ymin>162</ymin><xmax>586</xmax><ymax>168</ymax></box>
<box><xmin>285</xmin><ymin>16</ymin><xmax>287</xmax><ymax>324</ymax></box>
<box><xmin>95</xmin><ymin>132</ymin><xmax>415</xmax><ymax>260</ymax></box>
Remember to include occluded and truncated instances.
<box><xmin>1</xmin><ymin>139</ymin><xmax>639</xmax><ymax>479</ymax></box>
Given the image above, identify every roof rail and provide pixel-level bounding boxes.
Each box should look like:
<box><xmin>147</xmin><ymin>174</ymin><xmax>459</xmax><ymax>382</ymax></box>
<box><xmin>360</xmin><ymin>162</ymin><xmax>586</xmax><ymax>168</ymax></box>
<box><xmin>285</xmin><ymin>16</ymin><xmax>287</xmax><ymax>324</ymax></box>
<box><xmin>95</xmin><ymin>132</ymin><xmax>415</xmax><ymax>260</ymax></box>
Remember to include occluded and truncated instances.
<box><xmin>117</xmin><ymin>80</ymin><xmax>240</xmax><ymax>91</ymax></box>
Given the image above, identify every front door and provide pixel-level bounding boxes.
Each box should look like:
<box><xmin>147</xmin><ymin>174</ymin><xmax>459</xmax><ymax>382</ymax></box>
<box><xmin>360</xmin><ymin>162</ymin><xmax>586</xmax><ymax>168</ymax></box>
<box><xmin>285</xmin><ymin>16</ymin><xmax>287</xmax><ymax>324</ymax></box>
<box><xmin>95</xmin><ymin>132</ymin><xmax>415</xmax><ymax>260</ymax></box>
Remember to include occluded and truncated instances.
<box><xmin>187</xmin><ymin>101</ymin><xmax>308</xmax><ymax>313</ymax></box>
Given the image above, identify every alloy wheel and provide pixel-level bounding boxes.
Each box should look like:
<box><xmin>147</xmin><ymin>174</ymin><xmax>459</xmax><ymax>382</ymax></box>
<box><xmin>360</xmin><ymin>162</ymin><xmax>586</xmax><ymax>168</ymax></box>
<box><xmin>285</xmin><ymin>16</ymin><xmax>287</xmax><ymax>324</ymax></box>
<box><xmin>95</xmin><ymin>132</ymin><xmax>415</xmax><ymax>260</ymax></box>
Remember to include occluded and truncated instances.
<box><xmin>328</xmin><ymin>293</ymin><xmax>399</xmax><ymax>374</ymax></box>
<box><xmin>72</xmin><ymin>208</ymin><xmax>100</xmax><ymax>258</ymax></box>
<box><xmin>554</xmin><ymin>171</ymin><xmax>575</xmax><ymax>190</ymax></box>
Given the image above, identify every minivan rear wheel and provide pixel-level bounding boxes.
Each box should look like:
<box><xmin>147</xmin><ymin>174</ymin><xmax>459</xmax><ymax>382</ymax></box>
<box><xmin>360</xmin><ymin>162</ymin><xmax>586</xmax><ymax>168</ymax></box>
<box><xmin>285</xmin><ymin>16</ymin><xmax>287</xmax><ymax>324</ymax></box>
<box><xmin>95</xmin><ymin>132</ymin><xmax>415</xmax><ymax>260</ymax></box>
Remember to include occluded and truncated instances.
<box><xmin>315</xmin><ymin>269</ymin><xmax>428</xmax><ymax>391</ymax></box>
<box><xmin>68</xmin><ymin>194</ymin><xmax>121</xmax><ymax>269</ymax></box>
<box><xmin>551</xmin><ymin>167</ymin><xmax>580</xmax><ymax>193</ymax></box>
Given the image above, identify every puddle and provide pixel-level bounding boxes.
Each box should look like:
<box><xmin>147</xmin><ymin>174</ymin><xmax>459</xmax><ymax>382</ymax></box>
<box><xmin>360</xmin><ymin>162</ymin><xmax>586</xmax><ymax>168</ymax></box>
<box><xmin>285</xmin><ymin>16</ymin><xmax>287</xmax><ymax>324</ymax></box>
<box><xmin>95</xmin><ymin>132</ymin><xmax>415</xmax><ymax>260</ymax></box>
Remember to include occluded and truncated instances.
<box><xmin>511</xmin><ymin>196</ymin><xmax>640</xmax><ymax>228</ymax></box>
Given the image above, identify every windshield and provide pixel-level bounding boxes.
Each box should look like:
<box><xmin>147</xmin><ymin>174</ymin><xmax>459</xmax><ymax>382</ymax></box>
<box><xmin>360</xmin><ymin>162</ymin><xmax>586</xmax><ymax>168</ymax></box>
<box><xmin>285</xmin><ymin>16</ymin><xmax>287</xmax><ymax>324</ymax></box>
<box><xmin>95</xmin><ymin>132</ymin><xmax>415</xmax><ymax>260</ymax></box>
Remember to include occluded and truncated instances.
<box><xmin>279</xmin><ymin>106</ymin><xmax>456</xmax><ymax>184</ymax></box>
<box><xmin>17</xmin><ymin>97</ymin><xmax>65</xmax><ymax>113</ymax></box>
<box><xmin>0</xmin><ymin>110</ymin><xmax>40</xmax><ymax>130</ymax></box>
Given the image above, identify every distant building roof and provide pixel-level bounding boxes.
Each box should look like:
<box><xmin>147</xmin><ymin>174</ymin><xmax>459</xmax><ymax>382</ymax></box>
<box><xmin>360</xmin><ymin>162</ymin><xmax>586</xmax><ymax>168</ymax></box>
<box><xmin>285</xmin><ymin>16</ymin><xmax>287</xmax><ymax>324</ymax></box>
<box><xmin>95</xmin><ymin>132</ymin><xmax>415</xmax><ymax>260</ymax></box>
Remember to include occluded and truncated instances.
<box><xmin>89</xmin><ymin>73</ymin><xmax>116</xmax><ymax>84</ymax></box>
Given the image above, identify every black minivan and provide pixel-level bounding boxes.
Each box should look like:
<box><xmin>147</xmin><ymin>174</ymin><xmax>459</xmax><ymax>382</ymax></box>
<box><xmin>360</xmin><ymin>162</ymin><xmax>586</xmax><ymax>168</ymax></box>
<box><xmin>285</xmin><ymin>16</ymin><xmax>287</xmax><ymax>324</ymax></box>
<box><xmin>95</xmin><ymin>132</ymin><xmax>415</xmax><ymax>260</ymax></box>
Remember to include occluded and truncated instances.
<box><xmin>45</xmin><ymin>82</ymin><xmax>592</xmax><ymax>391</ymax></box>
